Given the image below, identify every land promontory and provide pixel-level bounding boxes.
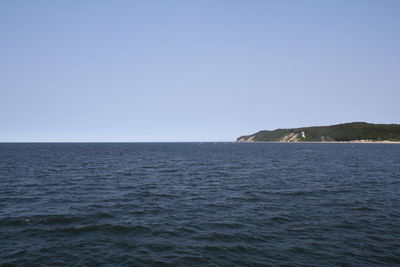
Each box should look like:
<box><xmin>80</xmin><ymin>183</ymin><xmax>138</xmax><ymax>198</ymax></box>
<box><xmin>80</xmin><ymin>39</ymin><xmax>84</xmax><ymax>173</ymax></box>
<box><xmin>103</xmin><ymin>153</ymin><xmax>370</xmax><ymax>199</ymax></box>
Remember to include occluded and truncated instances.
<box><xmin>237</xmin><ymin>122</ymin><xmax>400</xmax><ymax>142</ymax></box>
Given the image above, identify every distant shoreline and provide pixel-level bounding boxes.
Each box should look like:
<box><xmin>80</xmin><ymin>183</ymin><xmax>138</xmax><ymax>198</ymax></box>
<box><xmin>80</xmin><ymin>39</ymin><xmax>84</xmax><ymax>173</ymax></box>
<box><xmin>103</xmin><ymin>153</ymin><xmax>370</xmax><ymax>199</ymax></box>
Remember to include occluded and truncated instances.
<box><xmin>237</xmin><ymin>122</ymin><xmax>400</xmax><ymax>143</ymax></box>
<box><xmin>236</xmin><ymin>140</ymin><xmax>400</xmax><ymax>144</ymax></box>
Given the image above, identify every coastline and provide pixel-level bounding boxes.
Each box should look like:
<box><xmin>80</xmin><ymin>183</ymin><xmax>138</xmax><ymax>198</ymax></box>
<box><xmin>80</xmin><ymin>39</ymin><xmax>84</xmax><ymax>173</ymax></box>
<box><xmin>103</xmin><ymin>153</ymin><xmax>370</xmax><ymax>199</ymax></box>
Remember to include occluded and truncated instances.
<box><xmin>237</xmin><ymin>122</ymin><xmax>400</xmax><ymax>144</ymax></box>
<box><xmin>236</xmin><ymin>140</ymin><xmax>400</xmax><ymax>144</ymax></box>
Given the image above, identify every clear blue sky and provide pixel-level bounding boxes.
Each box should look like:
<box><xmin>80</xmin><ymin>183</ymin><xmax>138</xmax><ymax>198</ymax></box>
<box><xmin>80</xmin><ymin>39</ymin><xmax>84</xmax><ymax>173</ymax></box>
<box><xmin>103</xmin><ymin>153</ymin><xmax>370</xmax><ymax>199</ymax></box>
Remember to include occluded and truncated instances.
<box><xmin>1</xmin><ymin>0</ymin><xmax>399</xmax><ymax>142</ymax></box>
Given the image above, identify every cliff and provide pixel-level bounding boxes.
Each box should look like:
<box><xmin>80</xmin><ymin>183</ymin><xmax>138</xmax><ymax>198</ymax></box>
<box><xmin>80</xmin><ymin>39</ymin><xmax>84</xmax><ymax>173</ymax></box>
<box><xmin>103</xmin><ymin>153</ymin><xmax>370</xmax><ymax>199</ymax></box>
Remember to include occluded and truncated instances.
<box><xmin>237</xmin><ymin>122</ymin><xmax>400</xmax><ymax>142</ymax></box>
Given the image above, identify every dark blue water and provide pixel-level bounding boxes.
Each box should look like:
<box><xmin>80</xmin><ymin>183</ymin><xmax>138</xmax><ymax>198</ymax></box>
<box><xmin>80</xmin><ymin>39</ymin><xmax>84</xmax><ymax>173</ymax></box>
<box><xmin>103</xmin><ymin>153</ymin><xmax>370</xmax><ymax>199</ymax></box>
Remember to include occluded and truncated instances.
<box><xmin>1</xmin><ymin>143</ymin><xmax>400</xmax><ymax>266</ymax></box>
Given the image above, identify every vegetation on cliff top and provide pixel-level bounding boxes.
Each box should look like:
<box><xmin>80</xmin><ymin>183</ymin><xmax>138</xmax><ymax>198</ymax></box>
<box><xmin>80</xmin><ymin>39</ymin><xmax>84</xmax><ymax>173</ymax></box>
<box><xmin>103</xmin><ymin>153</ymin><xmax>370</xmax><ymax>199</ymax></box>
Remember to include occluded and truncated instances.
<box><xmin>237</xmin><ymin>122</ymin><xmax>400</xmax><ymax>142</ymax></box>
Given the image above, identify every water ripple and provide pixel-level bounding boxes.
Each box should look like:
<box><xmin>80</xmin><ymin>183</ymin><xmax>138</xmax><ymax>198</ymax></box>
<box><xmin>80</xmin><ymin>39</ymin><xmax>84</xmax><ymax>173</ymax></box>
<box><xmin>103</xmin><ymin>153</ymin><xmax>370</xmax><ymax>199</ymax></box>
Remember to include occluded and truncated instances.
<box><xmin>1</xmin><ymin>143</ymin><xmax>400</xmax><ymax>265</ymax></box>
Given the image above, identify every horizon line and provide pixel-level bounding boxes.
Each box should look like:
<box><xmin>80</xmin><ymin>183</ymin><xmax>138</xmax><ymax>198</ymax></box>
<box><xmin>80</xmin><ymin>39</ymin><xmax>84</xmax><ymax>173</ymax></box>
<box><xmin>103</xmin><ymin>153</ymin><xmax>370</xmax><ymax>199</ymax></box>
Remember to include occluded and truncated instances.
<box><xmin>0</xmin><ymin>141</ymin><xmax>235</xmax><ymax>143</ymax></box>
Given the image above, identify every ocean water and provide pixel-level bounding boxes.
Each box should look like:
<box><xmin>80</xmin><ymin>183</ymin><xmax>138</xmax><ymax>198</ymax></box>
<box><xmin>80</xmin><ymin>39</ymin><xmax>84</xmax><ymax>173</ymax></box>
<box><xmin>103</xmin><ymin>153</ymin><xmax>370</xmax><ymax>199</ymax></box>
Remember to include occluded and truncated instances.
<box><xmin>1</xmin><ymin>143</ymin><xmax>400</xmax><ymax>266</ymax></box>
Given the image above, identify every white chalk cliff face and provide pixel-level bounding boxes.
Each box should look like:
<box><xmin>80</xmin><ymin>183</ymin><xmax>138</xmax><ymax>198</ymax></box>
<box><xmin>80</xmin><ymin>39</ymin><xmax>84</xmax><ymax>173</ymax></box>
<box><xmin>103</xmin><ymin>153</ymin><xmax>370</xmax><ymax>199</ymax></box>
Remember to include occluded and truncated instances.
<box><xmin>237</xmin><ymin>133</ymin><xmax>302</xmax><ymax>142</ymax></box>
<box><xmin>280</xmin><ymin>133</ymin><xmax>301</xmax><ymax>142</ymax></box>
<box><xmin>237</xmin><ymin>135</ymin><xmax>255</xmax><ymax>142</ymax></box>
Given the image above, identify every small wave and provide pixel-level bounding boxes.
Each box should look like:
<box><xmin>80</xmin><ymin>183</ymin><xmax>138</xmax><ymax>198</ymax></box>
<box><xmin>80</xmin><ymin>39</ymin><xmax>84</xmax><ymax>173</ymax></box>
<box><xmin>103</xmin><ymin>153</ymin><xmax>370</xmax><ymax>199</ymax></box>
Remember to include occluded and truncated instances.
<box><xmin>205</xmin><ymin>221</ymin><xmax>246</xmax><ymax>230</ymax></box>
<box><xmin>121</xmin><ymin>172</ymin><xmax>133</xmax><ymax>176</ymax></box>
<box><xmin>335</xmin><ymin>221</ymin><xmax>360</xmax><ymax>229</ymax></box>
<box><xmin>270</xmin><ymin>215</ymin><xmax>292</xmax><ymax>223</ymax></box>
<box><xmin>145</xmin><ymin>242</ymin><xmax>175</xmax><ymax>252</ymax></box>
<box><xmin>159</xmin><ymin>168</ymin><xmax>182</xmax><ymax>173</ymax></box>
<box><xmin>43</xmin><ymin>224</ymin><xmax>153</xmax><ymax>235</ymax></box>
<box><xmin>351</xmin><ymin>206</ymin><xmax>377</xmax><ymax>212</ymax></box>
<box><xmin>0</xmin><ymin>213</ymin><xmax>117</xmax><ymax>227</ymax></box>
<box><xmin>141</xmin><ymin>166</ymin><xmax>158</xmax><ymax>169</ymax></box>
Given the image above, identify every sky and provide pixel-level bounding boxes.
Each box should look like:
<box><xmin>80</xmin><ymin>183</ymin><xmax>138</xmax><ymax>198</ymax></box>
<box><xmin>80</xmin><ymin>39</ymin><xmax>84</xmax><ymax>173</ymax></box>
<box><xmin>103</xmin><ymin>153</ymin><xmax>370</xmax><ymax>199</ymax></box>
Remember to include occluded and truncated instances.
<box><xmin>1</xmin><ymin>0</ymin><xmax>399</xmax><ymax>142</ymax></box>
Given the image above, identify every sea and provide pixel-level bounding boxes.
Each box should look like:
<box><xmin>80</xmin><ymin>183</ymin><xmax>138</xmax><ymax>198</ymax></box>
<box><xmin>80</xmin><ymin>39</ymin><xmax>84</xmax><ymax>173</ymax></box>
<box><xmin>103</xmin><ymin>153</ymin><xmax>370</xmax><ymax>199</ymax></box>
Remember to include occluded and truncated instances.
<box><xmin>1</xmin><ymin>142</ymin><xmax>400</xmax><ymax>266</ymax></box>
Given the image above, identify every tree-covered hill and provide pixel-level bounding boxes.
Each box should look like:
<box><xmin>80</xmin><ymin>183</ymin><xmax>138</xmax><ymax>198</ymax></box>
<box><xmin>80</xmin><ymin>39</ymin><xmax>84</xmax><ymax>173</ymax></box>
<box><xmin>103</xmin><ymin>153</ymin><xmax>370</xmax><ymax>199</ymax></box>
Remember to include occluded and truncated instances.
<box><xmin>237</xmin><ymin>122</ymin><xmax>400</xmax><ymax>142</ymax></box>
